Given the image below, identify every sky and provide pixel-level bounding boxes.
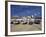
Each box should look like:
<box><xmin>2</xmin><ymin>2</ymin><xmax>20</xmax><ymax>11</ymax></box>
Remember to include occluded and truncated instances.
<box><xmin>11</xmin><ymin>5</ymin><xmax>42</xmax><ymax>17</ymax></box>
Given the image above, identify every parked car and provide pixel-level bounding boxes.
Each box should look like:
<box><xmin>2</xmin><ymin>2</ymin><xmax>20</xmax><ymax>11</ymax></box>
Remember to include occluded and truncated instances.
<box><xmin>21</xmin><ymin>19</ymin><xmax>27</xmax><ymax>24</ymax></box>
<box><xmin>34</xmin><ymin>16</ymin><xmax>42</xmax><ymax>24</ymax></box>
<box><xmin>29</xmin><ymin>18</ymin><xmax>34</xmax><ymax>25</ymax></box>
<box><xmin>14</xmin><ymin>17</ymin><xmax>23</xmax><ymax>24</ymax></box>
<box><xmin>11</xmin><ymin>19</ymin><xmax>15</xmax><ymax>24</ymax></box>
<box><xmin>14</xmin><ymin>20</ymin><xmax>20</xmax><ymax>24</ymax></box>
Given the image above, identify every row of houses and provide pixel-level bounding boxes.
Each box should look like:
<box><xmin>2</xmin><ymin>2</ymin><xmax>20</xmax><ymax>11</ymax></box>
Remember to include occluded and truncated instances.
<box><xmin>11</xmin><ymin>16</ymin><xmax>42</xmax><ymax>25</ymax></box>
